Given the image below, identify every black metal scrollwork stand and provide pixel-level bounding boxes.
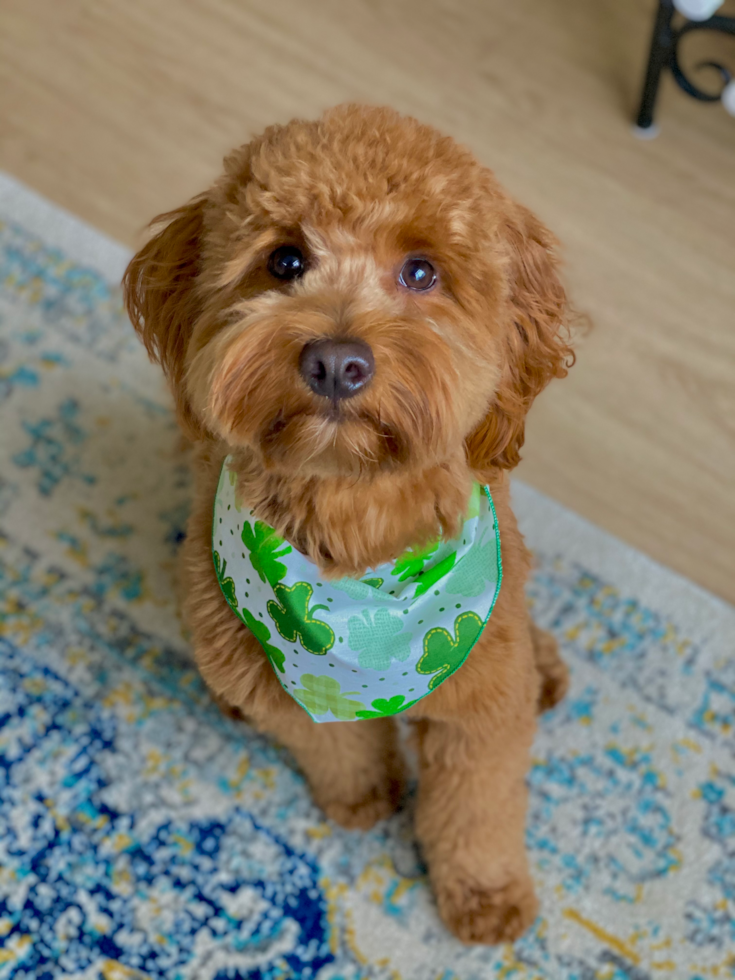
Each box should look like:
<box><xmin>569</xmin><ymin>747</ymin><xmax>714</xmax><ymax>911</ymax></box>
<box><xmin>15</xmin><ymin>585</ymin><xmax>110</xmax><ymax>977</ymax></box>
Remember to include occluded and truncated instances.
<box><xmin>634</xmin><ymin>0</ymin><xmax>735</xmax><ymax>136</ymax></box>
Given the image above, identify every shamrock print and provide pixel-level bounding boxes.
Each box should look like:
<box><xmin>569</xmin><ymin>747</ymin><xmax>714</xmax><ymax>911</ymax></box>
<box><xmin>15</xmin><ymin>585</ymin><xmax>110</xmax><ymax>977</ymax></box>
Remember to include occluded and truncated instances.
<box><xmin>267</xmin><ymin>582</ymin><xmax>335</xmax><ymax>656</ymax></box>
<box><xmin>355</xmin><ymin>694</ymin><xmax>419</xmax><ymax>719</ymax></box>
<box><xmin>213</xmin><ymin>548</ymin><xmax>286</xmax><ymax>672</ymax></box>
<box><xmin>240</xmin><ymin>607</ymin><xmax>285</xmax><ymax>673</ymax></box>
<box><xmin>347</xmin><ymin>608</ymin><xmax>412</xmax><ymax>671</ymax></box>
<box><xmin>413</xmin><ymin>550</ymin><xmax>456</xmax><ymax>597</ymax></box>
<box><xmin>391</xmin><ymin>539</ymin><xmax>439</xmax><ymax>582</ymax></box>
<box><xmin>331</xmin><ymin>576</ymin><xmax>392</xmax><ymax>603</ymax></box>
<box><xmin>292</xmin><ymin>674</ymin><xmax>365</xmax><ymax>721</ymax></box>
<box><xmin>445</xmin><ymin>529</ymin><xmax>499</xmax><ymax>598</ymax></box>
<box><xmin>391</xmin><ymin>538</ymin><xmax>458</xmax><ymax>598</ymax></box>
<box><xmin>241</xmin><ymin>520</ymin><xmax>292</xmax><ymax>586</ymax></box>
<box><xmin>213</xmin><ymin>551</ymin><xmax>238</xmax><ymax>609</ymax></box>
<box><xmin>417</xmin><ymin>610</ymin><xmax>484</xmax><ymax>690</ymax></box>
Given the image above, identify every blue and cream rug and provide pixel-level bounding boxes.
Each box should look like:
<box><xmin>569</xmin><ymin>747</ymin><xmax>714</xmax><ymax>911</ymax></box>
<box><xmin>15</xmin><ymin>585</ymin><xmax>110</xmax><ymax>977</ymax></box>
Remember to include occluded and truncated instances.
<box><xmin>1</xmin><ymin>172</ymin><xmax>734</xmax><ymax>980</ymax></box>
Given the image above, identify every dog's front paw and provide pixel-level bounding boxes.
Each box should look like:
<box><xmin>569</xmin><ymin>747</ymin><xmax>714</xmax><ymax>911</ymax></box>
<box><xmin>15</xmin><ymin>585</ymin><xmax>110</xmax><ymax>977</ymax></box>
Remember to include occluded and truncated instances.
<box><xmin>323</xmin><ymin>796</ymin><xmax>396</xmax><ymax>830</ymax></box>
<box><xmin>319</xmin><ymin>774</ymin><xmax>404</xmax><ymax>831</ymax></box>
<box><xmin>436</xmin><ymin>874</ymin><xmax>538</xmax><ymax>944</ymax></box>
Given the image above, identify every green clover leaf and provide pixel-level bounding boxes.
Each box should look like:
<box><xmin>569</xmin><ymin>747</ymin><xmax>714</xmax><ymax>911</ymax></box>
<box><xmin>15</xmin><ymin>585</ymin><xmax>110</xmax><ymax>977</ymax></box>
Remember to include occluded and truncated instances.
<box><xmin>213</xmin><ymin>551</ymin><xmax>239</xmax><ymax>610</ymax></box>
<box><xmin>267</xmin><ymin>582</ymin><xmax>335</xmax><ymax>656</ymax></box>
<box><xmin>355</xmin><ymin>694</ymin><xmax>419</xmax><ymax>719</ymax></box>
<box><xmin>391</xmin><ymin>539</ymin><xmax>439</xmax><ymax>582</ymax></box>
<box><xmin>417</xmin><ymin>611</ymin><xmax>484</xmax><ymax>690</ymax></box>
<box><xmin>241</xmin><ymin>520</ymin><xmax>292</xmax><ymax>586</ymax></box>
<box><xmin>292</xmin><ymin>674</ymin><xmax>365</xmax><ymax>720</ymax></box>
<box><xmin>240</xmin><ymin>607</ymin><xmax>285</xmax><ymax>673</ymax></box>
<box><xmin>347</xmin><ymin>608</ymin><xmax>412</xmax><ymax>671</ymax></box>
<box><xmin>413</xmin><ymin>550</ymin><xmax>457</xmax><ymax>597</ymax></box>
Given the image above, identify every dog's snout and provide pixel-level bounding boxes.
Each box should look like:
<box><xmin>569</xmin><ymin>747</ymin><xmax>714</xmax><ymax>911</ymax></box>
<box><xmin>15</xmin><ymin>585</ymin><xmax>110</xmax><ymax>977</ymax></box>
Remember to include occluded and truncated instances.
<box><xmin>299</xmin><ymin>339</ymin><xmax>375</xmax><ymax>401</ymax></box>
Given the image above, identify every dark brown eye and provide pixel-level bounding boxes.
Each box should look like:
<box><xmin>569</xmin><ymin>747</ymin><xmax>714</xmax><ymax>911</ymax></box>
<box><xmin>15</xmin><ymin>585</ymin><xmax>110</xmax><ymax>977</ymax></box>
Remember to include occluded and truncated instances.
<box><xmin>398</xmin><ymin>257</ymin><xmax>437</xmax><ymax>291</ymax></box>
<box><xmin>268</xmin><ymin>245</ymin><xmax>306</xmax><ymax>281</ymax></box>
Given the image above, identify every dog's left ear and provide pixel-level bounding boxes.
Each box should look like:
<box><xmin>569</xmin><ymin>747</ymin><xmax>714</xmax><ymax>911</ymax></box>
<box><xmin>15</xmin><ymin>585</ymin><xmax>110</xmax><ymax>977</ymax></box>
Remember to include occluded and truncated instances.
<box><xmin>122</xmin><ymin>196</ymin><xmax>207</xmax><ymax>438</ymax></box>
<box><xmin>466</xmin><ymin>202</ymin><xmax>574</xmax><ymax>472</ymax></box>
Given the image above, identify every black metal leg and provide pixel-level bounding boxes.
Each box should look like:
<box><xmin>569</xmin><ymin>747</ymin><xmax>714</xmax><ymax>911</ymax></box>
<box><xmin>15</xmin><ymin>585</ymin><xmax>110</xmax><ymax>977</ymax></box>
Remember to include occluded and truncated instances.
<box><xmin>635</xmin><ymin>0</ymin><xmax>676</xmax><ymax>133</ymax></box>
<box><xmin>633</xmin><ymin>1</ymin><xmax>735</xmax><ymax>135</ymax></box>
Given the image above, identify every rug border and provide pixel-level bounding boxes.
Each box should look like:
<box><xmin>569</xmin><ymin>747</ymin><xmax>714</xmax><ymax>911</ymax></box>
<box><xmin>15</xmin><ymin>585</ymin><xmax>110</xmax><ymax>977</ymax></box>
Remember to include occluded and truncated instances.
<box><xmin>512</xmin><ymin>481</ymin><xmax>735</xmax><ymax>647</ymax></box>
<box><xmin>0</xmin><ymin>171</ymin><xmax>130</xmax><ymax>284</ymax></box>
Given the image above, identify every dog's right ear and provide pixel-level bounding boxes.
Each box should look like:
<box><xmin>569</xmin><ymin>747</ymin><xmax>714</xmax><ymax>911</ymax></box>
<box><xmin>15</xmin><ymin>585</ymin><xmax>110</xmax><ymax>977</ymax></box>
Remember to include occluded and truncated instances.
<box><xmin>122</xmin><ymin>196</ymin><xmax>207</xmax><ymax>437</ymax></box>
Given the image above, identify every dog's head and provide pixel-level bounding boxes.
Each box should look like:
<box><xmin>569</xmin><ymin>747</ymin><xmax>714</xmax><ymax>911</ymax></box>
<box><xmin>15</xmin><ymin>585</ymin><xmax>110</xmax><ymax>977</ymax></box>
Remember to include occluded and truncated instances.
<box><xmin>124</xmin><ymin>105</ymin><xmax>572</xmax><ymax>483</ymax></box>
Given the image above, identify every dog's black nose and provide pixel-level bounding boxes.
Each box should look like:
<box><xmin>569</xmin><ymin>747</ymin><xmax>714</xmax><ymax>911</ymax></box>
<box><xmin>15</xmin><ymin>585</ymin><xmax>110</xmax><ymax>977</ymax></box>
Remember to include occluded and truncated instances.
<box><xmin>299</xmin><ymin>339</ymin><xmax>375</xmax><ymax>400</ymax></box>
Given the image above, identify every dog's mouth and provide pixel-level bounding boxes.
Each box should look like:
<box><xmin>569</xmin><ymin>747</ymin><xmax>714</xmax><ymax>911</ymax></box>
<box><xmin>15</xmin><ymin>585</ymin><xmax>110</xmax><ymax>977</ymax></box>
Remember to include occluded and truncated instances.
<box><xmin>200</xmin><ymin>307</ymin><xmax>459</xmax><ymax>477</ymax></box>
<box><xmin>319</xmin><ymin>402</ymin><xmax>347</xmax><ymax>424</ymax></box>
<box><xmin>259</xmin><ymin>405</ymin><xmax>409</xmax><ymax>473</ymax></box>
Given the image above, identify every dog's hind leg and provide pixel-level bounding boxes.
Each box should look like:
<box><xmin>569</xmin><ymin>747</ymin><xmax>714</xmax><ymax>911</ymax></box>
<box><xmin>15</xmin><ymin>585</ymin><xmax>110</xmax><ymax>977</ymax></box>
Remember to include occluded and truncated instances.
<box><xmin>530</xmin><ymin>620</ymin><xmax>569</xmax><ymax>713</ymax></box>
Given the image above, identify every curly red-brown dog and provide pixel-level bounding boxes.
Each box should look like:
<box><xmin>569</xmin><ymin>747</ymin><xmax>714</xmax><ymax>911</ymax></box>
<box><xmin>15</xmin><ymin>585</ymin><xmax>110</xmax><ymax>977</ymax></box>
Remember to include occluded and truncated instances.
<box><xmin>123</xmin><ymin>104</ymin><xmax>573</xmax><ymax>945</ymax></box>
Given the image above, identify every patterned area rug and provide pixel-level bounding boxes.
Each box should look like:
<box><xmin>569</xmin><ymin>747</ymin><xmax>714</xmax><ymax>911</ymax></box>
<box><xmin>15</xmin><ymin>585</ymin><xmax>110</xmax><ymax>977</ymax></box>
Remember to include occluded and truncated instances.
<box><xmin>1</xmin><ymin>172</ymin><xmax>734</xmax><ymax>980</ymax></box>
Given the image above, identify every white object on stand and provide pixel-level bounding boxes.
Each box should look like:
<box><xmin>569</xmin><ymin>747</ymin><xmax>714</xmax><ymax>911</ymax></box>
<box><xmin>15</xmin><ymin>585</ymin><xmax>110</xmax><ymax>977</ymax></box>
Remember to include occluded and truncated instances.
<box><xmin>722</xmin><ymin>79</ymin><xmax>735</xmax><ymax>116</ymax></box>
<box><xmin>673</xmin><ymin>0</ymin><xmax>723</xmax><ymax>20</ymax></box>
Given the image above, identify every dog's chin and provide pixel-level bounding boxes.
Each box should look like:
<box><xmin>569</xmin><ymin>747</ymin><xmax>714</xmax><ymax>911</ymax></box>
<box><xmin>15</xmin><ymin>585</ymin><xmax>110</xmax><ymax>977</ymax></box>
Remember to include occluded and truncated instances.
<box><xmin>255</xmin><ymin>409</ymin><xmax>412</xmax><ymax>479</ymax></box>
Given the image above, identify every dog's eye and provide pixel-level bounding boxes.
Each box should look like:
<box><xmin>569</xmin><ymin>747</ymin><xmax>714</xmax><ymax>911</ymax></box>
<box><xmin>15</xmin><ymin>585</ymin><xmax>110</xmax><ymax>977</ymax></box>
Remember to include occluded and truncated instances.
<box><xmin>268</xmin><ymin>245</ymin><xmax>306</xmax><ymax>281</ymax></box>
<box><xmin>398</xmin><ymin>257</ymin><xmax>437</xmax><ymax>292</ymax></box>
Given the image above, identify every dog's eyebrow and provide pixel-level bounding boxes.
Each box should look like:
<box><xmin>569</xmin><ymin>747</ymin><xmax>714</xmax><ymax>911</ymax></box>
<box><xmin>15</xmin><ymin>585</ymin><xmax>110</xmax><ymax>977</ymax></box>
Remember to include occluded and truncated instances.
<box><xmin>301</xmin><ymin>223</ymin><xmax>359</xmax><ymax>258</ymax></box>
<box><xmin>216</xmin><ymin>228</ymin><xmax>287</xmax><ymax>288</ymax></box>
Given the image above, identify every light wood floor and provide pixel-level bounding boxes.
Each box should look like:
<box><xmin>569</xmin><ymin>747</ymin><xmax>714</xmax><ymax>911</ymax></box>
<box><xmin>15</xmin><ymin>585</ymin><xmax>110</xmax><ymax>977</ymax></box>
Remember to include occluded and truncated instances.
<box><xmin>1</xmin><ymin>0</ymin><xmax>733</xmax><ymax>601</ymax></box>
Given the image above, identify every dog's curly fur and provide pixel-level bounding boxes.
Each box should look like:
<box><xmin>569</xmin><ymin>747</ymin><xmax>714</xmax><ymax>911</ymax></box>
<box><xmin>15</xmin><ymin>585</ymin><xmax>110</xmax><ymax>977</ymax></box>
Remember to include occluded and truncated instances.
<box><xmin>123</xmin><ymin>104</ymin><xmax>573</xmax><ymax>944</ymax></box>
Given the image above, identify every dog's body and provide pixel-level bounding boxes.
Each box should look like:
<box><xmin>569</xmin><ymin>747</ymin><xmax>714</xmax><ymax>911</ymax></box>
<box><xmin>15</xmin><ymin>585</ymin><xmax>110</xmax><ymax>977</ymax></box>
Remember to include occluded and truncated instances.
<box><xmin>123</xmin><ymin>105</ymin><xmax>573</xmax><ymax>944</ymax></box>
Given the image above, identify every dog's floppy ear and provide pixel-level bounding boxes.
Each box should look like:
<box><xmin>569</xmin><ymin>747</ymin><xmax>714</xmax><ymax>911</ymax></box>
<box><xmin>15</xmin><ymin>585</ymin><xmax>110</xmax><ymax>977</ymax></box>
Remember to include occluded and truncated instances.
<box><xmin>466</xmin><ymin>203</ymin><xmax>573</xmax><ymax>472</ymax></box>
<box><xmin>122</xmin><ymin>196</ymin><xmax>207</xmax><ymax>436</ymax></box>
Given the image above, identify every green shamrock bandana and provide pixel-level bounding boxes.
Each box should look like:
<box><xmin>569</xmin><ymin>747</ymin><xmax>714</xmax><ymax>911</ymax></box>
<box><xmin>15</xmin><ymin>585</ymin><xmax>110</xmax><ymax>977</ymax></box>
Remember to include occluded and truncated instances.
<box><xmin>213</xmin><ymin>457</ymin><xmax>502</xmax><ymax>722</ymax></box>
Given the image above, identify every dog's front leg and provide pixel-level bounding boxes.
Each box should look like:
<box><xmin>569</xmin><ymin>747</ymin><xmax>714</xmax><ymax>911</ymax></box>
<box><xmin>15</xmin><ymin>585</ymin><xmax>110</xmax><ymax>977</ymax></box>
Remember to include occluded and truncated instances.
<box><xmin>184</xmin><ymin>452</ymin><xmax>406</xmax><ymax>831</ymax></box>
<box><xmin>411</xmin><ymin>681</ymin><xmax>539</xmax><ymax>944</ymax></box>
<box><xmin>254</xmin><ymin>706</ymin><xmax>406</xmax><ymax>830</ymax></box>
<box><xmin>193</xmin><ymin>616</ymin><xmax>406</xmax><ymax>830</ymax></box>
<box><xmin>192</xmin><ymin>607</ymin><xmax>406</xmax><ymax>831</ymax></box>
